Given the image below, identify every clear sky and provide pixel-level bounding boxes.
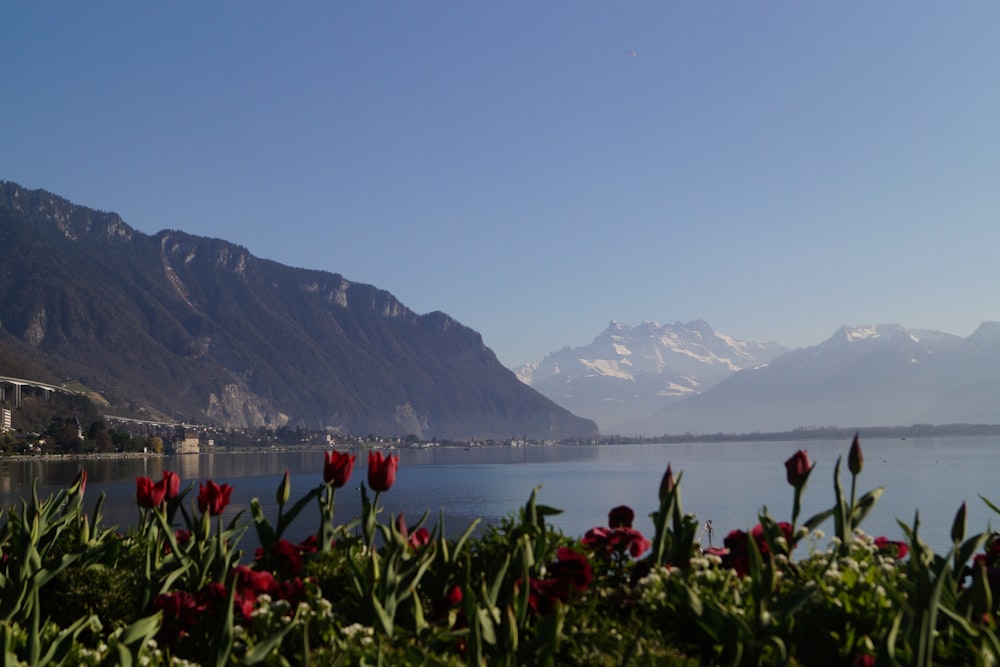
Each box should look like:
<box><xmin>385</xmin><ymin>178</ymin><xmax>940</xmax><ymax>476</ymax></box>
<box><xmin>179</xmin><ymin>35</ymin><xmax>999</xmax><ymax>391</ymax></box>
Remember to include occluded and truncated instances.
<box><xmin>4</xmin><ymin>3</ymin><xmax>1000</xmax><ymax>368</ymax></box>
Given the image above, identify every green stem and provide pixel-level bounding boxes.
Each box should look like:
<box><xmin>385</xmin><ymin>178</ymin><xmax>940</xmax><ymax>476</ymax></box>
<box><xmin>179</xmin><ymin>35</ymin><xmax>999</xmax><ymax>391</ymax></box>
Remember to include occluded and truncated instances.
<box><xmin>849</xmin><ymin>473</ymin><xmax>858</xmax><ymax>520</ymax></box>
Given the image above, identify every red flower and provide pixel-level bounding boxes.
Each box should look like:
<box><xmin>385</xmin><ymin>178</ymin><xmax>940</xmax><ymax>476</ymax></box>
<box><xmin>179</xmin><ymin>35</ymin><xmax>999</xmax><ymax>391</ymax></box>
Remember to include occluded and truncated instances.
<box><xmin>151</xmin><ymin>590</ymin><xmax>199</xmax><ymax>643</ymax></box>
<box><xmin>232</xmin><ymin>565</ymin><xmax>279</xmax><ymax>620</ymax></box>
<box><xmin>272</xmin><ymin>539</ymin><xmax>304</xmax><ymax>576</ymax></box>
<box><xmin>409</xmin><ymin>528</ymin><xmax>431</xmax><ymax>549</ymax></box>
<box><xmin>723</xmin><ymin>529</ymin><xmax>751</xmax><ymax>576</ymax></box>
<box><xmin>136</xmin><ymin>475</ymin><xmax>167</xmax><ymax>509</ymax></box>
<box><xmin>197</xmin><ymin>480</ymin><xmax>233</xmax><ymax>516</ymax></box>
<box><xmin>751</xmin><ymin>522</ymin><xmax>793</xmax><ymax>557</ymax></box>
<box><xmin>722</xmin><ymin>522</ymin><xmax>794</xmax><ymax>577</ymax></box>
<box><xmin>323</xmin><ymin>450</ymin><xmax>355</xmax><ymax>487</ymax></box>
<box><xmin>582</xmin><ymin>526</ymin><xmax>651</xmax><ymax>559</ymax></box>
<box><xmin>784</xmin><ymin>450</ymin><xmax>814</xmax><ymax>488</ymax></box>
<box><xmin>396</xmin><ymin>514</ymin><xmax>432</xmax><ymax>550</ymax></box>
<box><xmin>367</xmin><ymin>450</ymin><xmax>399</xmax><ymax>492</ymax></box>
<box><xmin>550</xmin><ymin>547</ymin><xmax>593</xmax><ymax>591</ymax></box>
<box><xmin>874</xmin><ymin>536</ymin><xmax>909</xmax><ymax>560</ymax></box>
<box><xmin>197</xmin><ymin>582</ymin><xmax>228</xmax><ymax>620</ymax></box>
<box><xmin>704</xmin><ymin>546</ymin><xmax>730</xmax><ymax>559</ymax></box>
<box><xmin>298</xmin><ymin>534</ymin><xmax>319</xmax><ymax>553</ymax></box>
<box><xmin>279</xmin><ymin>577</ymin><xmax>308</xmax><ymax>605</ymax></box>
<box><xmin>434</xmin><ymin>585</ymin><xmax>464</xmax><ymax>619</ymax></box>
<box><xmin>522</xmin><ymin>548</ymin><xmax>593</xmax><ymax>614</ymax></box>
<box><xmin>163</xmin><ymin>529</ymin><xmax>192</xmax><ymax>556</ymax></box>
<box><xmin>254</xmin><ymin>538</ymin><xmax>312</xmax><ymax>577</ymax></box>
<box><xmin>162</xmin><ymin>470</ymin><xmax>181</xmax><ymax>500</ymax></box>
<box><xmin>444</xmin><ymin>584</ymin><xmax>463</xmax><ymax>606</ymax></box>
<box><xmin>608</xmin><ymin>505</ymin><xmax>635</xmax><ymax>528</ymax></box>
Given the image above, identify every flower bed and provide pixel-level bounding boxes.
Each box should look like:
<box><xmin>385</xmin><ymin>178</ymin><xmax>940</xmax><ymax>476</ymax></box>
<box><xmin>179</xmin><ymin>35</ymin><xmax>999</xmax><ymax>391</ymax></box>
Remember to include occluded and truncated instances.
<box><xmin>1</xmin><ymin>435</ymin><xmax>998</xmax><ymax>665</ymax></box>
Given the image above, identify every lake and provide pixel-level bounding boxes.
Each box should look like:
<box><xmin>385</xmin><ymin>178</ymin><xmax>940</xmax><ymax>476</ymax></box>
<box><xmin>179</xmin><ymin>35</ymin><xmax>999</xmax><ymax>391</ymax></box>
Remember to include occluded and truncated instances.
<box><xmin>1</xmin><ymin>435</ymin><xmax>996</xmax><ymax>556</ymax></box>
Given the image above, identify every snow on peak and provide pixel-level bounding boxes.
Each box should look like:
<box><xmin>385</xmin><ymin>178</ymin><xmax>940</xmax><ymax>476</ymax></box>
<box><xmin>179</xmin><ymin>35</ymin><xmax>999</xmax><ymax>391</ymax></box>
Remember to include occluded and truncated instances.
<box><xmin>612</xmin><ymin>343</ymin><xmax>632</xmax><ymax>356</ymax></box>
<box><xmin>517</xmin><ymin>319</ymin><xmax>787</xmax><ymax>385</ymax></box>
<box><xmin>578</xmin><ymin>358</ymin><xmax>634</xmax><ymax>381</ymax></box>
<box><xmin>844</xmin><ymin>325</ymin><xmax>881</xmax><ymax>342</ymax></box>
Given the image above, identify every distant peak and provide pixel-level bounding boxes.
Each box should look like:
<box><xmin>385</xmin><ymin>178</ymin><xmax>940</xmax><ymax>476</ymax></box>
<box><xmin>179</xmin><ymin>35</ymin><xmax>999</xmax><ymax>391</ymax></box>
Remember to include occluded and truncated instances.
<box><xmin>839</xmin><ymin>324</ymin><xmax>881</xmax><ymax>342</ymax></box>
<box><xmin>970</xmin><ymin>321</ymin><xmax>1000</xmax><ymax>341</ymax></box>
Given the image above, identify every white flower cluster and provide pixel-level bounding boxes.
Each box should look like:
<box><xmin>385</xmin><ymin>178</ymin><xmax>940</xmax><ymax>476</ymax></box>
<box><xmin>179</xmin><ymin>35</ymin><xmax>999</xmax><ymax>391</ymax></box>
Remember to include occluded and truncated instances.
<box><xmin>342</xmin><ymin>622</ymin><xmax>376</xmax><ymax>646</ymax></box>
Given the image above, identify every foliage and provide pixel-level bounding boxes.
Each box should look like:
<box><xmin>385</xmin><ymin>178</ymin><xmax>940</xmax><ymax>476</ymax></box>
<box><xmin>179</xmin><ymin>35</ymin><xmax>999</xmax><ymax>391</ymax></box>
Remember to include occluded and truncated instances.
<box><xmin>1</xmin><ymin>436</ymin><xmax>1000</xmax><ymax>665</ymax></box>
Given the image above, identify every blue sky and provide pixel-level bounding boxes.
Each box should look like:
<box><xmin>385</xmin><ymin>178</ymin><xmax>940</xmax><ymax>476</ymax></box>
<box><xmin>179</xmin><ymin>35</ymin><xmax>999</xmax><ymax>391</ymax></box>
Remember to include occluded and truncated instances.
<box><xmin>4</xmin><ymin>3</ymin><xmax>1000</xmax><ymax>368</ymax></box>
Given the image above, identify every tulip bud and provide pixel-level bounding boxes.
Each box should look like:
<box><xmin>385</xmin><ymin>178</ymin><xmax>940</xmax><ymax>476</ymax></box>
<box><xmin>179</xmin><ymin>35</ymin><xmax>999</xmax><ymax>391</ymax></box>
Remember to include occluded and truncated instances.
<box><xmin>952</xmin><ymin>501</ymin><xmax>967</xmax><ymax>544</ymax></box>
<box><xmin>848</xmin><ymin>433</ymin><xmax>863</xmax><ymax>476</ymax></box>
<box><xmin>658</xmin><ymin>463</ymin><xmax>675</xmax><ymax>502</ymax></box>
<box><xmin>72</xmin><ymin>469</ymin><xmax>87</xmax><ymax>497</ymax></box>
<box><xmin>608</xmin><ymin>505</ymin><xmax>635</xmax><ymax>528</ymax></box>
<box><xmin>276</xmin><ymin>470</ymin><xmax>291</xmax><ymax>507</ymax></box>
<box><xmin>784</xmin><ymin>450</ymin><xmax>813</xmax><ymax>489</ymax></box>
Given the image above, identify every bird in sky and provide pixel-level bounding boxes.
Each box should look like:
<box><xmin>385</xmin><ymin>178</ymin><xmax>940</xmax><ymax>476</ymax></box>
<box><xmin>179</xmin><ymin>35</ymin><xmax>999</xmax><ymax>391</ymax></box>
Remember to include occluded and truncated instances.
<box><xmin>627</xmin><ymin>50</ymin><xmax>637</xmax><ymax>57</ymax></box>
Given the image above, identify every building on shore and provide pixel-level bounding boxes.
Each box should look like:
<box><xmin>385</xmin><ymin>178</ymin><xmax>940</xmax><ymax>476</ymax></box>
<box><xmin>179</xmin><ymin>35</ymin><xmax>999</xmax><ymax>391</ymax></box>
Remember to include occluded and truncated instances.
<box><xmin>171</xmin><ymin>430</ymin><xmax>201</xmax><ymax>455</ymax></box>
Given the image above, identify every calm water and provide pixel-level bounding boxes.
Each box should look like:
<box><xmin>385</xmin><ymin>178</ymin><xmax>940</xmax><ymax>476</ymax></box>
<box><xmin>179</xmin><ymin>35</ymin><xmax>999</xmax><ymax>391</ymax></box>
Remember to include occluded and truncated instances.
<box><xmin>2</xmin><ymin>436</ymin><xmax>997</xmax><ymax>556</ymax></box>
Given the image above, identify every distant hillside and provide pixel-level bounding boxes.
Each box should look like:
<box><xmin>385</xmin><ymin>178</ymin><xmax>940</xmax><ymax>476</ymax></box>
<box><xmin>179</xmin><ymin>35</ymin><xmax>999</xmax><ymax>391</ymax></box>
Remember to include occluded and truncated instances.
<box><xmin>0</xmin><ymin>181</ymin><xmax>597</xmax><ymax>440</ymax></box>
<box><xmin>516</xmin><ymin>320</ymin><xmax>786</xmax><ymax>432</ymax></box>
<box><xmin>629</xmin><ymin>323</ymin><xmax>1000</xmax><ymax>436</ymax></box>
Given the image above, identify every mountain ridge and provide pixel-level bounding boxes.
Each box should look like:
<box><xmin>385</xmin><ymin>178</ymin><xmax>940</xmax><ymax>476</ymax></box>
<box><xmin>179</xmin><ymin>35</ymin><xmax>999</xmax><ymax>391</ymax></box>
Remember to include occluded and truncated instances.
<box><xmin>0</xmin><ymin>180</ymin><xmax>597</xmax><ymax>440</ymax></box>
<box><xmin>516</xmin><ymin>320</ymin><xmax>787</xmax><ymax>432</ymax></box>
<box><xmin>629</xmin><ymin>322</ymin><xmax>1000</xmax><ymax>435</ymax></box>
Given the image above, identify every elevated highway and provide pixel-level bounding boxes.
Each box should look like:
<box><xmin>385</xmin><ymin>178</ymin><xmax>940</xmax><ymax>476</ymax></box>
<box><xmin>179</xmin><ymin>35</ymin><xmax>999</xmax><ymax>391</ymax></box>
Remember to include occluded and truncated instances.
<box><xmin>0</xmin><ymin>375</ymin><xmax>77</xmax><ymax>406</ymax></box>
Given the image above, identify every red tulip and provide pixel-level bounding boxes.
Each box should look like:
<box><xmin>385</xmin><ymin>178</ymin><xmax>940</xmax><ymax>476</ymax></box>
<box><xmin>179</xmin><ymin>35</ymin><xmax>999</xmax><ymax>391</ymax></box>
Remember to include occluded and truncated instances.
<box><xmin>368</xmin><ymin>450</ymin><xmax>399</xmax><ymax>492</ymax></box>
<box><xmin>151</xmin><ymin>590</ymin><xmax>199</xmax><ymax>643</ymax></box>
<box><xmin>784</xmin><ymin>450</ymin><xmax>814</xmax><ymax>488</ymax></box>
<box><xmin>608</xmin><ymin>505</ymin><xmax>635</xmax><ymax>528</ymax></box>
<box><xmin>874</xmin><ymin>536</ymin><xmax>909</xmax><ymax>560</ymax></box>
<box><xmin>432</xmin><ymin>584</ymin><xmax>464</xmax><ymax>619</ymax></box>
<box><xmin>582</xmin><ymin>525</ymin><xmax>652</xmax><ymax>559</ymax></box>
<box><xmin>162</xmin><ymin>470</ymin><xmax>181</xmax><ymax>500</ymax></box>
<box><xmin>197</xmin><ymin>480</ymin><xmax>233</xmax><ymax>516</ymax></box>
<box><xmin>136</xmin><ymin>475</ymin><xmax>166</xmax><ymax>508</ymax></box>
<box><xmin>323</xmin><ymin>450</ymin><xmax>355</xmax><ymax>488</ymax></box>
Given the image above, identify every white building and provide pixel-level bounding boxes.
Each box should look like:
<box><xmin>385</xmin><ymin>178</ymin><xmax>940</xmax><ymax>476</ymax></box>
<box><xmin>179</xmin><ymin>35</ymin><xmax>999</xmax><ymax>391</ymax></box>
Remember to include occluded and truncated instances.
<box><xmin>1</xmin><ymin>408</ymin><xmax>10</xmax><ymax>434</ymax></box>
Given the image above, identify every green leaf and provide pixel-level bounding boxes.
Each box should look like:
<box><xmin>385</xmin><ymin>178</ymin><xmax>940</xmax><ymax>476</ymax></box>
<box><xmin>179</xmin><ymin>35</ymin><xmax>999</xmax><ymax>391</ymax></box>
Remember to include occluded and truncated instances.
<box><xmin>276</xmin><ymin>485</ymin><xmax>321</xmax><ymax>535</ymax></box>
<box><xmin>849</xmin><ymin>487</ymin><xmax>885</xmax><ymax>527</ymax></box>
<box><xmin>242</xmin><ymin>613</ymin><xmax>302</xmax><ymax>664</ymax></box>
<box><xmin>534</xmin><ymin>505</ymin><xmax>563</xmax><ymax>518</ymax></box>
<box><xmin>980</xmin><ymin>494</ymin><xmax>1000</xmax><ymax>517</ymax></box>
<box><xmin>488</xmin><ymin>555</ymin><xmax>512</xmax><ymax>607</ymax></box>
<box><xmin>477</xmin><ymin>606</ymin><xmax>497</xmax><ymax>646</ymax></box>
<box><xmin>117</xmin><ymin>613</ymin><xmax>161</xmax><ymax>647</ymax></box>
<box><xmin>371</xmin><ymin>595</ymin><xmax>394</xmax><ymax>636</ymax></box>
<box><xmin>250</xmin><ymin>499</ymin><xmax>276</xmax><ymax>551</ymax></box>
<box><xmin>801</xmin><ymin>507</ymin><xmax>835</xmax><ymax>533</ymax></box>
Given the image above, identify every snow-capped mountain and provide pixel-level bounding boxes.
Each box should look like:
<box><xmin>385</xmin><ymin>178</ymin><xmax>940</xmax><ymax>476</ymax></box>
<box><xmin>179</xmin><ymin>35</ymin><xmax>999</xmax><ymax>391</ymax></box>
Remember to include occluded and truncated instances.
<box><xmin>515</xmin><ymin>320</ymin><xmax>787</xmax><ymax>433</ymax></box>
<box><xmin>629</xmin><ymin>322</ymin><xmax>1000</xmax><ymax>436</ymax></box>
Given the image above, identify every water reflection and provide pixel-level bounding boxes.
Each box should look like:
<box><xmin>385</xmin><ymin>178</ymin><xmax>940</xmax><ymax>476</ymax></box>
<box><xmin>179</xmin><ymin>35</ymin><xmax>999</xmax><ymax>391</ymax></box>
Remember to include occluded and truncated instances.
<box><xmin>0</xmin><ymin>437</ymin><xmax>991</xmax><ymax>557</ymax></box>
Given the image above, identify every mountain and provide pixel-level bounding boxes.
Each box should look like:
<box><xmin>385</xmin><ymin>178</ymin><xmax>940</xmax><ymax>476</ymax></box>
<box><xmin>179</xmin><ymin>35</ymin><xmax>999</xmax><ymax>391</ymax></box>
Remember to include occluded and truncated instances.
<box><xmin>515</xmin><ymin>320</ymin><xmax>787</xmax><ymax>432</ymax></box>
<box><xmin>0</xmin><ymin>181</ymin><xmax>597</xmax><ymax>440</ymax></box>
<box><xmin>630</xmin><ymin>323</ymin><xmax>1000</xmax><ymax>435</ymax></box>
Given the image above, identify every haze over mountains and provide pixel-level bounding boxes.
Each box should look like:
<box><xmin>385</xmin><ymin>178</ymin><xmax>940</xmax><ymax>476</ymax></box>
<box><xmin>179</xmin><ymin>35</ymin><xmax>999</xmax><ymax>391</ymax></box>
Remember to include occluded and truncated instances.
<box><xmin>4</xmin><ymin>180</ymin><xmax>996</xmax><ymax>441</ymax></box>
<box><xmin>516</xmin><ymin>320</ymin><xmax>787</xmax><ymax>433</ymax></box>
<box><xmin>0</xmin><ymin>181</ymin><xmax>597</xmax><ymax>440</ymax></box>
<box><xmin>519</xmin><ymin>321</ymin><xmax>1000</xmax><ymax>435</ymax></box>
